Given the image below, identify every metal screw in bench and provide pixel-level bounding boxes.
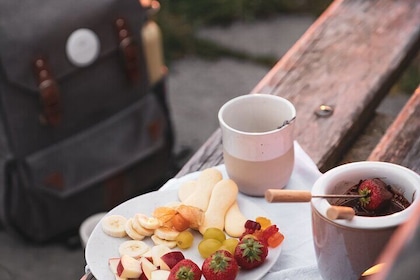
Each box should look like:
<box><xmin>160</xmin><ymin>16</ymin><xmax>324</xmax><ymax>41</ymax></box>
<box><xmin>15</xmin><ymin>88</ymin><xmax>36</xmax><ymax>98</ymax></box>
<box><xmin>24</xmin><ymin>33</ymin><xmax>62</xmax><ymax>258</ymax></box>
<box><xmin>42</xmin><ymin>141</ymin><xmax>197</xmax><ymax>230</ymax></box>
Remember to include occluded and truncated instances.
<box><xmin>315</xmin><ymin>104</ymin><xmax>334</xmax><ymax>117</ymax></box>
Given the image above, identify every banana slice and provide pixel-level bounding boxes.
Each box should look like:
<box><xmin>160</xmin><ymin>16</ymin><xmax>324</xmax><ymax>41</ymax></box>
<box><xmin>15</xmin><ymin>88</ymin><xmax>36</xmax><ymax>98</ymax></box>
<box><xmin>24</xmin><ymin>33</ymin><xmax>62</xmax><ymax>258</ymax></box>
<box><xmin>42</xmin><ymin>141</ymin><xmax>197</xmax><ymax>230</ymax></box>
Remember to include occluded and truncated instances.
<box><xmin>151</xmin><ymin>235</ymin><xmax>177</xmax><ymax>249</ymax></box>
<box><xmin>125</xmin><ymin>218</ymin><xmax>146</xmax><ymax>240</ymax></box>
<box><xmin>118</xmin><ymin>240</ymin><xmax>150</xmax><ymax>258</ymax></box>
<box><xmin>102</xmin><ymin>215</ymin><xmax>128</xmax><ymax>238</ymax></box>
<box><xmin>154</xmin><ymin>227</ymin><xmax>180</xmax><ymax>241</ymax></box>
<box><xmin>132</xmin><ymin>214</ymin><xmax>155</xmax><ymax>236</ymax></box>
<box><xmin>137</xmin><ymin>214</ymin><xmax>161</xmax><ymax>230</ymax></box>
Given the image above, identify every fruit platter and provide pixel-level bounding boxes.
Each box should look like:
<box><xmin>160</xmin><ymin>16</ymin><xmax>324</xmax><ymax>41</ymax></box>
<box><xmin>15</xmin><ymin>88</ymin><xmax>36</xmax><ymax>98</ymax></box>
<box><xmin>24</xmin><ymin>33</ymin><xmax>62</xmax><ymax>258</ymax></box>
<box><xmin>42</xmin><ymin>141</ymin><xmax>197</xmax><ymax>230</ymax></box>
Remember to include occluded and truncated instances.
<box><xmin>85</xmin><ymin>168</ymin><xmax>284</xmax><ymax>280</ymax></box>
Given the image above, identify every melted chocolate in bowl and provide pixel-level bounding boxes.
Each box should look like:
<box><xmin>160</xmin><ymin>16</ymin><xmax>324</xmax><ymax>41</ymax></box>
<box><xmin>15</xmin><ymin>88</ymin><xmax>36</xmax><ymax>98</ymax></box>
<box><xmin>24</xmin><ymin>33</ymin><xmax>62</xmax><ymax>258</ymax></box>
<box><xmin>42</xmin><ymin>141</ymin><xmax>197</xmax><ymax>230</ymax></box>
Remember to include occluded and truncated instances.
<box><xmin>330</xmin><ymin>178</ymin><xmax>412</xmax><ymax>217</ymax></box>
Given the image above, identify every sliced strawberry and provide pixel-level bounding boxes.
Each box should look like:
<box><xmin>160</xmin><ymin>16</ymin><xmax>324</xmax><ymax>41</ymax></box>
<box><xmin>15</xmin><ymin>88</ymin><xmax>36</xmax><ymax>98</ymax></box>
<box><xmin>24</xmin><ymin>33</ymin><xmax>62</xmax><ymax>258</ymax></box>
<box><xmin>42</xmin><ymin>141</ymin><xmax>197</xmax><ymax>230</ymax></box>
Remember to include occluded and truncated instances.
<box><xmin>358</xmin><ymin>178</ymin><xmax>393</xmax><ymax>211</ymax></box>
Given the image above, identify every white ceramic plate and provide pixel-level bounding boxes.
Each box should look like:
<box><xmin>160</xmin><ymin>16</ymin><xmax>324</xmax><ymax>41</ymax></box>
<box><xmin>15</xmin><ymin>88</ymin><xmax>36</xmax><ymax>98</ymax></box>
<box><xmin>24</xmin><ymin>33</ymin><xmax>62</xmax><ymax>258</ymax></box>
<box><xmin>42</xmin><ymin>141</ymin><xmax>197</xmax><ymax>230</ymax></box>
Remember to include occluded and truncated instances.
<box><xmin>85</xmin><ymin>190</ymin><xmax>282</xmax><ymax>280</ymax></box>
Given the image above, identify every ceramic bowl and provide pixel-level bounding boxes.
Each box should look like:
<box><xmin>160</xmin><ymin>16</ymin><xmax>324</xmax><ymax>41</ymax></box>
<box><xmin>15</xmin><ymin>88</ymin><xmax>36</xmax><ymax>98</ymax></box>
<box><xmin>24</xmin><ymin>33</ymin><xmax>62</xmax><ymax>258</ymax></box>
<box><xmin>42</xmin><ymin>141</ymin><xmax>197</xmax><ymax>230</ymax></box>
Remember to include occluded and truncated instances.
<box><xmin>311</xmin><ymin>161</ymin><xmax>420</xmax><ymax>280</ymax></box>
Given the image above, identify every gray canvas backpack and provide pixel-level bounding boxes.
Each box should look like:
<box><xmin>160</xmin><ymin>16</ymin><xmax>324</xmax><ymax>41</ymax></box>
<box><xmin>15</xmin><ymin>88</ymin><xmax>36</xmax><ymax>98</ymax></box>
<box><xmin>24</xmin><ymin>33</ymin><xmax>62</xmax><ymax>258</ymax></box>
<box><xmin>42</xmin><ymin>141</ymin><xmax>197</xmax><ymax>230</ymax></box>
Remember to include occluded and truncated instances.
<box><xmin>0</xmin><ymin>0</ymin><xmax>174</xmax><ymax>242</ymax></box>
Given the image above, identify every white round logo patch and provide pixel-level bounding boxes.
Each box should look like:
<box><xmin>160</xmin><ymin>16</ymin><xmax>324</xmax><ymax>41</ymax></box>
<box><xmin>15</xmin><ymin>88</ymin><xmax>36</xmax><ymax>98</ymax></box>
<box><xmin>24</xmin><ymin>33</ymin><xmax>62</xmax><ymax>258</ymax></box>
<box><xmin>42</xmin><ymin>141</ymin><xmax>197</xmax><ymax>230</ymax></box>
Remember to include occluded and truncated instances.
<box><xmin>66</xmin><ymin>28</ymin><xmax>100</xmax><ymax>67</ymax></box>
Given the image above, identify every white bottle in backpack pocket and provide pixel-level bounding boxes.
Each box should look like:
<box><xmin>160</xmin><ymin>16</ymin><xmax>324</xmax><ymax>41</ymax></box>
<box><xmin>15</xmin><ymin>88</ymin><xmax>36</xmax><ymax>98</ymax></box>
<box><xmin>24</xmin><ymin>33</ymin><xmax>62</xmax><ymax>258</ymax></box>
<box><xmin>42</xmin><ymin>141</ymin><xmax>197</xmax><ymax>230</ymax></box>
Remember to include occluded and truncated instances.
<box><xmin>142</xmin><ymin>20</ymin><xmax>165</xmax><ymax>85</ymax></box>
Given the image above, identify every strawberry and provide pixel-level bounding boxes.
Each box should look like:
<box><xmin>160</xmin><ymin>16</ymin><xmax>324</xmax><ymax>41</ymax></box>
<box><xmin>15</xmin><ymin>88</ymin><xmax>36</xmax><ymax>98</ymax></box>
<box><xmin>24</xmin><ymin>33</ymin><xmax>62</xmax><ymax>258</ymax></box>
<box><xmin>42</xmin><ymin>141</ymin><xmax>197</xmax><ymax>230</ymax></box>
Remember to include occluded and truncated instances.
<box><xmin>168</xmin><ymin>259</ymin><xmax>202</xmax><ymax>280</ymax></box>
<box><xmin>202</xmin><ymin>250</ymin><xmax>239</xmax><ymax>280</ymax></box>
<box><xmin>234</xmin><ymin>236</ymin><xmax>268</xmax><ymax>270</ymax></box>
<box><xmin>358</xmin><ymin>178</ymin><xmax>393</xmax><ymax>211</ymax></box>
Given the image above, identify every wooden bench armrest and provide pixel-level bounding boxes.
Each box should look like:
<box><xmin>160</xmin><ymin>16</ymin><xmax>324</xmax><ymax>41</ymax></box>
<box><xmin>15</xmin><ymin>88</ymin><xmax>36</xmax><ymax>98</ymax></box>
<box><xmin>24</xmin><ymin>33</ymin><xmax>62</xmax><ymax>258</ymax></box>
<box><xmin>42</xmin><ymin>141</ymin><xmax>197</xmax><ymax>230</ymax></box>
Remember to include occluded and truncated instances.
<box><xmin>368</xmin><ymin>85</ymin><xmax>420</xmax><ymax>173</ymax></box>
<box><xmin>251</xmin><ymin>0</ymin><xmax>420</xmax><ymax>172</ymax></box>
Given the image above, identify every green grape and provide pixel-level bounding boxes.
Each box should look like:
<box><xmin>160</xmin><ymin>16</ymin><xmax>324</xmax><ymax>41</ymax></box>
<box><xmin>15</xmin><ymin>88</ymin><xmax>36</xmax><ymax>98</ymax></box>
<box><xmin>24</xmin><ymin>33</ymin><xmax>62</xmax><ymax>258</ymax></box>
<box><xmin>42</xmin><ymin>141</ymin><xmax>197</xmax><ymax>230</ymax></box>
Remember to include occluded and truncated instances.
<box><xmin>220</xmin><ymin>238</ymin><xmax>239</xmax><ymax>255</ymax></box>
<box><xmin>202</xmin><ymin>228</ymin><xmax>226</xmax><ymax>243</ymax></box>
<box><xmin>176</xmin><ymin>230</ymin><xmax>194</xmax><ymax>249</ymax></box>
<box><xmin>198</xmin><ymin>238</ymin><xmax>222</xmax><ymax>258</ymax></box>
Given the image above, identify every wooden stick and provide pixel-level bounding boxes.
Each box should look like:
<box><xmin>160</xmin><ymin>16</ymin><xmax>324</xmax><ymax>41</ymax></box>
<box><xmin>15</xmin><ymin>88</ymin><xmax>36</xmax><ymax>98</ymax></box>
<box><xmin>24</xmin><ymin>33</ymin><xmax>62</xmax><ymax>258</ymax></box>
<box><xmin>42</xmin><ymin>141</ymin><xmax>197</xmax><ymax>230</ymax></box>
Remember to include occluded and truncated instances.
<box><xmin>264</xmin><ymin>189</ymin><xmax>364</xmax><ymax>203</ymax></box>
<box><xmin>265</xmin><ymin>189</ymin><xmax>312</xmax><ymax>202</ymax></box>
<box><xmin>326</xmin><ymin>206</ymin><xmax>355</xmax><ymax>220</ymax></box>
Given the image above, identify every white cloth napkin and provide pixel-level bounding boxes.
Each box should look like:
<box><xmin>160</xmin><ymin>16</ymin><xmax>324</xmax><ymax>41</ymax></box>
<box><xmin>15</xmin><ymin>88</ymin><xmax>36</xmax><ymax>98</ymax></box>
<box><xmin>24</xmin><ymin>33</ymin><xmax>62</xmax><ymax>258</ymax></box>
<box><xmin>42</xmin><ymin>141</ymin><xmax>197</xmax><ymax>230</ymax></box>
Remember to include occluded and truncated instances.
<box><xmin>160</xmin><ymin>141</ymin><xmax>323</xmax><ymax>279</ymax></box>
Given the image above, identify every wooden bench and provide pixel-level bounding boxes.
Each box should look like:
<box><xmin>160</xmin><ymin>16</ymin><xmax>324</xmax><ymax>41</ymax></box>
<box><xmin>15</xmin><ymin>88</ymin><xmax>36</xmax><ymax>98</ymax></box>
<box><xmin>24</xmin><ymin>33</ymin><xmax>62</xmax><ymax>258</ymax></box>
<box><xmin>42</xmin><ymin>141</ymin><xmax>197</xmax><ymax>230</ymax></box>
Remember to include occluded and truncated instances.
<box><xmin>176</xmin><ymin>0</ymin><xmax>420</xmax><ymax>178</ymax></box>
<box><xmin>368</xmin><ymin>85</ymin><xmax>420</xmax><ymax>173</ymax></box>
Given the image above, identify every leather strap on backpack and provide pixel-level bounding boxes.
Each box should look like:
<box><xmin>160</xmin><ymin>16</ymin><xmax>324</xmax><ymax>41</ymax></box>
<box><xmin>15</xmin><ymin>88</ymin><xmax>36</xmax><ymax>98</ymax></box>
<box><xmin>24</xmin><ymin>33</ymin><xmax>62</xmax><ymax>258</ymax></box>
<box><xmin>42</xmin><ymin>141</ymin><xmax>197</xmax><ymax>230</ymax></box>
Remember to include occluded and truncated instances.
<box><xmin>33</xmin><ymin>58</ymin><xmax>62</xmax><ymax>126</ymax></box>
<box><xmin>115</xmin><ymin>18</ymin><xmax>141</xmax><ymax>84</ymax></box>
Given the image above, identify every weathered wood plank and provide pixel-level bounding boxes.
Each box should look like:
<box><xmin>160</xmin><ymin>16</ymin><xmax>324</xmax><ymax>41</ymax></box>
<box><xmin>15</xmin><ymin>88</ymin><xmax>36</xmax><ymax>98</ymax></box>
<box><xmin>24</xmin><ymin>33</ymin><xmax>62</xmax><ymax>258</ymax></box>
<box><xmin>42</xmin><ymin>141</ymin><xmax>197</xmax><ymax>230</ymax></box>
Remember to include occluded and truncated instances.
<box><xmin>176</xmin><ymin>0</ymin><xmax>420</xmax><ymax>177</ymax></box>
<box><xmin>252</xmin><ymin>0</ymin><xmax>420</xmax><ymax>172</ymax></box>
<box><xmin>368</xmin><ymin>85</ymin><xmax>420</xmax><ymax>173</ymax></box>
<box><xmin>176</xmin><ymin>129</ymin><xmax>223</xmax><ymax>177</ymax></box>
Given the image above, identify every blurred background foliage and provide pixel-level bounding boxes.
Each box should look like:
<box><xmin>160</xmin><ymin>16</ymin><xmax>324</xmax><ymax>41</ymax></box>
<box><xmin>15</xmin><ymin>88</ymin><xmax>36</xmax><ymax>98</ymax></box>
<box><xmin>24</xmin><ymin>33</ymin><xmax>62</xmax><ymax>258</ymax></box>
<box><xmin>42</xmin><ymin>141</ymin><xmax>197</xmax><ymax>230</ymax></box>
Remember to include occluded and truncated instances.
<box><xmin>152</xmin><ymin>0</ymin><xmax>418</xmax><ymax>94</ymax></box>
<box><xmin>154</xmin><ymin>0</ymin><xmax>331</xmax><ymax>62</ymax></box>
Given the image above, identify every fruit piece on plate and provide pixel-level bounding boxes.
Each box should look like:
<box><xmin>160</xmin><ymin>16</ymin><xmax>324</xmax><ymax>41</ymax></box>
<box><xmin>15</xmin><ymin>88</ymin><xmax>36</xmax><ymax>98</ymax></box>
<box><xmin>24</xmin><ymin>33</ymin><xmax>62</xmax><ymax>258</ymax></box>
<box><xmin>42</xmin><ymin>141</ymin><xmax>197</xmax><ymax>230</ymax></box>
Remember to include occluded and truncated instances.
<box><xmin>117</xmin><ymin>254</ymin><xmax>142</xmax><ymax>278</ymax></box>
<box><xmin>198</xmin><ymin>238</ymin><xmax>222</xmax><ymax>259</ymax></box>
<box><xmin>234</xmin><ymin>236</ymin><xmax>268</xmax><ymax>270</ymax></box>
<box><xmin>138</xmin><ymin>215</ymin><xmax>161</xmax><ymax>230</ymax></box>
<box><xmin>151</xmin><ymin>244</ymin><xmax>172</xmax><ymax>268</ymax></box>
<box><xmin>119</xmin><ymin>240</ymin><xmax>150</xmax><ymax>258</ymax></box>
<box><xmin>168</xmin><ymin>259</ymin><xmax>202</xmax><ymax>280</ymax></box>
<box><xmin>175</xmin><ymin>230</ymin><xmax>194</xmax><ymax>249</ymax></box>
<box><xmin>151</xmin><ymin>235</ymin><xmax>178</xmax><ymax>249</ymax></box>
<box><xmin>358</xmin><ymin>178</ymin><xmax>393</xmax><ymax>211</ymax></box>
<box><xmin>202</xmin><ymin>250</ymin><xmax>239</xmax><ymax>280</ymax></box>
<box><xmin>133</xmin><ymin>214</ymin><xmax>156</xmax><ymax>236</ymax></box>
<box><xmin>102</xmin><ymin>215</ymin><xmax>128</xmax><ymax>238</ymax></box>
<box><xmin>140</xmin><ymin>256</ymin><xmax>158</xmax><ymax>279</ymax></box>
<box><xmin>203</xmin><ymin>228</ymin><xmax>226</xmax><ymax>243</ymax></box>
<box><xmin>151</xmin><ymin>269</ymin><xmax>170</xmax><ymax>280</ymax></box>
<box><xmin>176</xmin><ymin>204</ymin><xmax>204</xmax><ymax>230</ymax></box>
<box><xmin>154</xmin><ymin>227</ymin><xmax>180</xmax><ymax>241</ymax></box>
<box><xmin>171</xmin><ymin>213</ymin><xmax>190</xmax><ymax>232</ymax></box>
<box><xmin>160</xmin><ymin>251</ymin><xmax>186</xmax><ymax>270</ymax></box>
<box><xmin>220</xmin><ymin>238</ymin><xmax>239</xmax><ymax>255</ymax></box>
<box><xmin>108</xmin><ymin>258</ymin><xmax>120</xmax><ymax>274</ymax></box>
<box><xmin>125</xmin><ymin>218</ymin><xmax>146</xmax><ymax>240</ymax></box>
<box><xmin>153</xmin><ymin>206</ymin><xmax>177</xmax><ymax>226</ymax></box>
<box><xmin>142</xmin><ymin>248</ymin><xmax>153</xmax><ymax>261</ymax></box>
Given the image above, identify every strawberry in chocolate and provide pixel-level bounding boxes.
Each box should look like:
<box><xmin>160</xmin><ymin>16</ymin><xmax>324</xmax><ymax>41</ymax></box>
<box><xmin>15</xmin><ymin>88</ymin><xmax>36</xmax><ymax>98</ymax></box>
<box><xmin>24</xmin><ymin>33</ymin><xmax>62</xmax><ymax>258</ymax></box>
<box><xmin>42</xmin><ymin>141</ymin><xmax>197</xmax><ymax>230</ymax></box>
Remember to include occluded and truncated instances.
<box><xmin>234</xmin><ymin>236</ymin><xmax>268</xmax><ymax>270</ymax></box>
<box><xmin>202</xmin><ymin>250</ymin><xmax>239</xmax><ymax>280</ymax></box>
<box><xmin>358</xmin><ymin>178</ymin><xmax>393</xmax><ymax>211</ymax></box>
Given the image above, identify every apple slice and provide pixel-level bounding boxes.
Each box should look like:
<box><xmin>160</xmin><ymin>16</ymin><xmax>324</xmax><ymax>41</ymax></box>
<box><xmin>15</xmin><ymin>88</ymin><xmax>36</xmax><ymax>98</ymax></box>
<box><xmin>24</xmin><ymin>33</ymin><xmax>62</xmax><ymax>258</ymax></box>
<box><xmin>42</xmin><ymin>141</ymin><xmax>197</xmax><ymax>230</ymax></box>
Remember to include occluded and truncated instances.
<box><xmin>160</xmin><ymin>251</ymin><xmax>185</xmax><ymax>270</ymax></box>
<box><xmin>108</xmin><ymin>258</ymin><xmax>120</xmax><ymax>274</ymax></box>
<box><xmin>108</xmin><ymin>258</ymin><xmax>127</xmax><ymax>280</ymax></box>
<box><xmin>117</xmin><ymin>254</ymin><xmax>142</xmax><ymax>278</ymax></box>
<box><xmin>151</xmin><ymin>244</ymin><xmax>171</xmax><ymax>268</ymax></box>
<box><xmin>143</xmin><ymin>248</ymin><xmax>153</xmax><ymax>261</ymax></box>
<box><xmin>141</xmin><ymin>256</ymin><xmax>158</xmax><ymax>279</ymax></box>
<box><xmin>151</xmin><ymin>269</ymin><xmax>171</xmax><ymax>280</ymax></box>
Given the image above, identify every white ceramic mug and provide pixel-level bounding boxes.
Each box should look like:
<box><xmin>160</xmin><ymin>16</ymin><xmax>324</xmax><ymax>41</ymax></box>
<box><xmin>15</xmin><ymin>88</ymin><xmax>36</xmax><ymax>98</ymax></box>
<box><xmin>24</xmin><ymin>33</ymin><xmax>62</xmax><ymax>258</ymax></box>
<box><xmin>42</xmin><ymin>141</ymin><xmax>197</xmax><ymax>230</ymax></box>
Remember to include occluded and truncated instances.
<box><xmin>311</xmin><ymin>161</ymin><xmax>420</xmax><ymax>280</ymax></box>
<box><xmin>218</xmin><ymin>93</ymin><xmax>296</xmax><ymax>196</ymax></box>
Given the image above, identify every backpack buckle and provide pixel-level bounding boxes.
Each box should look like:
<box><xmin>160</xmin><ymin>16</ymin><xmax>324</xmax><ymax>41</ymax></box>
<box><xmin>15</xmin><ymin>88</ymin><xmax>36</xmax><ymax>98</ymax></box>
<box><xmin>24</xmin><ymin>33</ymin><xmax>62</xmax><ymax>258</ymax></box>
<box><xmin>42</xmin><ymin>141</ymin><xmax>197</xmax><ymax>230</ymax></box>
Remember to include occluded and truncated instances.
<box><xmin>115</xmin><ymin>18</ymin><xmax>141</xmax><ymax>84</ymax></box>
<box><xmin>34</xmin><ymin>58</ymin><xmax>61</xmax><ymax>126</ymax></box>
